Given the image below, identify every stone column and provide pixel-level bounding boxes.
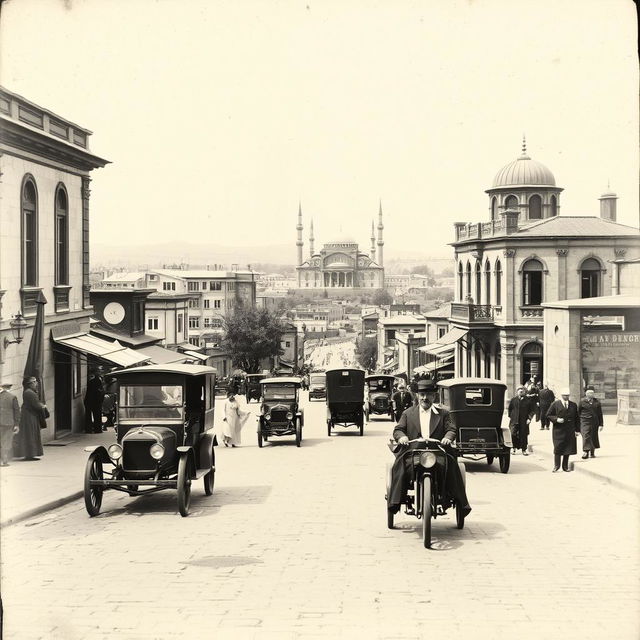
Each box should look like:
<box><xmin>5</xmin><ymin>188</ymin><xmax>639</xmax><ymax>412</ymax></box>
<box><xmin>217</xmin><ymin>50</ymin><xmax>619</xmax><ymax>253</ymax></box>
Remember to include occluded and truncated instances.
<box><xmin>81</xmin><ymin>176</ymin><xmax>91</xmax><ymax>309</ymax></box>
<box><xmin>502</xmin><ymin>337</ymin><xmax>517</xmax><ymax>403</ymax></box>
<box><xmin>556</xmin><ymin>248</ymin><xmax>568</xmax><ymax>300</ymax></box>
<box><xmin>503</xmin><ymin>249</ymin><xmax>516</xmax><ymax>324</ymax></box>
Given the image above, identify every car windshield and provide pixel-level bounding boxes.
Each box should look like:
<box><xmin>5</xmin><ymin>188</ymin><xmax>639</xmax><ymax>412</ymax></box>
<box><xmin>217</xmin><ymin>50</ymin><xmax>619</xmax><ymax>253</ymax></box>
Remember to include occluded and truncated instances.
<box><xmin>118</xmin><ymin>384</ymin><xmax>184</xmax><ymax>420</ymax></box>
<box><xmin>367</xmin><ymin>378</ymin><xmax>392</xmax><ymax>391</ymax></box>
<box><xmin>263</xmin><ymin>385</ymin><xmax>297</xmax><ymax>400</ymax></box>
<box><xmin>310</xmin><ymin>376</ymin><xmax>325</xmax><ymax>385</ymax></box>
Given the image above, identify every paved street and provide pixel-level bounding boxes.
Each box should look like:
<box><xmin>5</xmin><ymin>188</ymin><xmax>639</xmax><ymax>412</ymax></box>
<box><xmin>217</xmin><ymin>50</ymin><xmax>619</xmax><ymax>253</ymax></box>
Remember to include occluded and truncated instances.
<box><xmin>305</xmin><ymin>338</ymin><xmax>357</xmax><ymax>370</ymax></box>
<box><xmin>1</xmin><ymin>392</ymin><xmax>638</xmax><ymax>640</ymax></box>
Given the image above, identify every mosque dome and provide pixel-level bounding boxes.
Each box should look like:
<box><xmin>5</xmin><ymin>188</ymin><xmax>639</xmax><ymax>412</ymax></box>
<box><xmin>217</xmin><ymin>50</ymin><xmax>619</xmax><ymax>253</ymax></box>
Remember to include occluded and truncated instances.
<box><xmin>491</xmin><ymin>139</ymin><xmax>556</xmax><ymax>188</ymax></box>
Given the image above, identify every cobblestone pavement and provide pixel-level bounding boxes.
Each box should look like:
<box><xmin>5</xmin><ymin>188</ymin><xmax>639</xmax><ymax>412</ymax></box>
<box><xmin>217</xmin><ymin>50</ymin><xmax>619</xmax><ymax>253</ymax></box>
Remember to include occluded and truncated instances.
<box><xmin>1</xmin><ymin>392</ymin><xmax>638</xmax><ymax>640</ymax></box>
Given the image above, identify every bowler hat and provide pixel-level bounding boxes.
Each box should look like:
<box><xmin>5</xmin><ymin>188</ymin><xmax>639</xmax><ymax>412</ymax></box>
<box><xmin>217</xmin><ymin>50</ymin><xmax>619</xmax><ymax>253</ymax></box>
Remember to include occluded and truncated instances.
<box><xmin>416</xmin><ymin>379</ymin><xmax>437</xmax><ymax>393</ymax></box>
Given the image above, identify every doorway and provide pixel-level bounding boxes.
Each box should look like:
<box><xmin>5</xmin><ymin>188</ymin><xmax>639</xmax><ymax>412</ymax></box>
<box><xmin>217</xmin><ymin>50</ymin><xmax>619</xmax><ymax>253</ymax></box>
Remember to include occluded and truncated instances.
<box><xmin>54</xmin><ymin>348</ymin><xmax>72</xmax><ymax>435</ymax></box>
<box><xmin>521</xmin><ymin>342</ymin><xmax>543</xmax><ymax>385</ymax></box>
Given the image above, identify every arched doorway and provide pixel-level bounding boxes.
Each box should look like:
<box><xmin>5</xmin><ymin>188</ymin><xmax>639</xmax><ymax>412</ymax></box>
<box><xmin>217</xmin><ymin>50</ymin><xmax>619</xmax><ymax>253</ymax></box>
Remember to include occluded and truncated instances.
<box><xmin>521</xmin><ymin>341</ymin><xmax>543</xmax><ymax>385</ymax></box>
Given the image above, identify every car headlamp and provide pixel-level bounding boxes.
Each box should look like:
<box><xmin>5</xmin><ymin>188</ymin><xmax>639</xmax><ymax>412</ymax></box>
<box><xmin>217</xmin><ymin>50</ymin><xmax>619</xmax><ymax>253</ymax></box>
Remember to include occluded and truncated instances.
<box><xmin>419</xmin><ymin>451</ymin><xmax>437</xmax><ymax>468</ymax></box>
<box><xmin>149</xmin><ymin>443</ymin><xmax>165</xmax><ymax>460</ymax></box>
<box><xmin>286</xmin><ymin>412</ymin><xmax>293</xmax><ymax>420</ymax></box>
<box><xmin>107</xmin><ymin>444</ymin><xmax>122</xmax><ymax>460</ymax></box>
<box><xmin>265</xmin><ymin>413</ymin><xmax>271</xmax><ymax>421</ymax></box>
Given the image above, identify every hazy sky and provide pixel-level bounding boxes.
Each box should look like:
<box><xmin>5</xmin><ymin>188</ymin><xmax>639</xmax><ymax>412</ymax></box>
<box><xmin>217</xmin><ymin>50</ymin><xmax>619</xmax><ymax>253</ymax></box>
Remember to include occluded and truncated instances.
<box><xmin>1</xmin><ymin>0</ymin><xmax>637</xmax><ymax>260</ymax></box>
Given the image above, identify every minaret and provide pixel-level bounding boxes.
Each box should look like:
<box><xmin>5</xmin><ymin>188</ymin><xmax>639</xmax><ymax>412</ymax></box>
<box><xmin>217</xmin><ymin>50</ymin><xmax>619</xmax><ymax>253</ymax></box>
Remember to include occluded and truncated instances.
<box><xmin>309</xmin><ymin>218</ymin><xmax>315</xmax><ymax>257</ymax></box>
<box><xmin>599</xmin><ymin>182</ymin><xmax>618</xmax><ymax>222</ymax></box>
<box><xmin>296</xmin><ymin>202</ymin><xmax>304</xmax><ymax>265</ymax></box>
<box><xmin>370</xmin><ymin>220</ymin><xmax>376</xmax><ymax>260</ymax></box>
<box><xmin>376</xmin><ymin>200</ymin><xmax>384</xmax><ymax>266</ymax></box>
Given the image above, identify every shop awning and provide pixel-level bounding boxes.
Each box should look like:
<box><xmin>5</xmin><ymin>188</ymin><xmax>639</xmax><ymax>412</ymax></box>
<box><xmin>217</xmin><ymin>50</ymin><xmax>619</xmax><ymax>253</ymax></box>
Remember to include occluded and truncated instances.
<box><xmin>413</xmin><ymin>354</ymin><xmax>454</xmax><ymax>374</ymax></box>
<box><xmin>136</xmin><ymin>345</ymin><xmax>186</xmax><ymax>365</ymax></box>
<box><xmin>419</xmin><ymin>327</ymin><xmax>468</xmax><ymax>355</ymax></box>
<box><xmin>183</xmin><ymin>350</ymin><xmax>209</xmax><ymax>362</ymax></box>
<box><xmin>53</xmin><ymin>333</ymin><xmax>150</xmax><ymax>367</ymax></box>
<box><xmin>278</xmin><ymin>359</ymin><xmax>295</xmax><ymax>370</ymax></box>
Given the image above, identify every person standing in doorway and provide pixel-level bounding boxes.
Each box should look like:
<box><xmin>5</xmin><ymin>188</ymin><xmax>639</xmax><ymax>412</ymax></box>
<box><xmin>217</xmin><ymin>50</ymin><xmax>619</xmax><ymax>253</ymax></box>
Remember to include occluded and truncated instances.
<box><xmin>546</xmin><ymin>387</ymin><xmax>579</xmax><ymax>472</ymax></box>
<box><xmin>0</xmin><ymin>381</ymin><xmax>21</xmax><ymax>466</ymax></box>
<box><xmin>577</xmin><ymin>386</ymin><xmax>603</xmax><ymax>459</ymax></box>
<box><xmin>507</xmin><ymin>385</ymin><xmax>534</xmax><ymax>456</ymax></box>
<box><xmin>84</xmin><ymin>367</ymin><xmax>105</xmax><ymax>434</ymax></box>
<box><xmin>538</xmin><ymin>384</ymin><xmax>555</xmax><ymax>430</ymax></box>
<box><xmin>14</xmin><ymin>377</ymin><xmax>47</xmax><ymax>461</ymax></box>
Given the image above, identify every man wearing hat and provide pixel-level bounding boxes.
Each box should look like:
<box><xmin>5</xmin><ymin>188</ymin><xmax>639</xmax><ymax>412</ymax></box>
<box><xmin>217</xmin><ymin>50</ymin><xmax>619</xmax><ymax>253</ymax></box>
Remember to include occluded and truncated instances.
<box><xmin>84</xmin><ymin>367</ymin><xmax>105</xmax><ymax>434</ymax></box>
<box><xmin>546</xmin><ymin>387</ymin><xmax>580</xmax><ymax>472</ymax></box>
<box><xmin>577</xmin><ymin>386</ymin><xmax>603</xmax><ymax>459</ymax></box>
<box><xmin>507</xmin><ymin>385</ymin><xmax>534</xmax><ymax>456</ymax></box>
<box><xmin>0</xmin><ymin>381</ymin><xmax>21</xmax><ymax>466</ymax></box>
<box><xmin>391</xmin><ymin>382</ymin><xmax>414</xmax><ymax>422</ymax></box>
<box><xmin>387</xmin><ymin>378</ymin><xmax>471</xmax><ymax>517</ymax></box>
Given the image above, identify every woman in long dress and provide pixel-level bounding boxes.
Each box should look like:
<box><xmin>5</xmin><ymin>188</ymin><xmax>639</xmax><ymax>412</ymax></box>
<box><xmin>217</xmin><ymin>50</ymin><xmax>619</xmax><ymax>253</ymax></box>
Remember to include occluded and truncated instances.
<box><xmin>220</xmin><ymin>391</ymin><xmax>251</xmax><ymax>447</ymax></box>
<box><xmin>14</xmin><ymin>377</ymin><xmax>47</xmax><ymax>460</ymax></box>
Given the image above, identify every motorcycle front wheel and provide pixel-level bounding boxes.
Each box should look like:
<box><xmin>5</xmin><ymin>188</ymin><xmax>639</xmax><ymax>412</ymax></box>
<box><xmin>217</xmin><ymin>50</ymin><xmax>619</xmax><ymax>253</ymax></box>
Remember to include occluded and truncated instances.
<box><xmin>422</xmin><ymin>476</ymin><xmax>432</xmax><ymax>549</ymax></box>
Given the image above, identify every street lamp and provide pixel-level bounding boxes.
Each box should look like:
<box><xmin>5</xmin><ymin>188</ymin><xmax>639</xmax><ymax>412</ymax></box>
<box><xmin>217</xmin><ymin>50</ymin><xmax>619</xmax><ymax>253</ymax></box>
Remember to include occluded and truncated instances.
<box><xmin>4</xmin><ymin>313</ymin><xmax>28</xmax><ymax>348</ymax></box>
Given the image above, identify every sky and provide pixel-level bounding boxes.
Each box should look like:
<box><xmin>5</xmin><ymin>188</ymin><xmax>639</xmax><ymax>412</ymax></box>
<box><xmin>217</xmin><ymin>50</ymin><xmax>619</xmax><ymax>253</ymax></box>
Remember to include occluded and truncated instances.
<box><xmin>1</xmin><ymin>0</ymin><xmax>638</xmax><ymax>261</ymax></box>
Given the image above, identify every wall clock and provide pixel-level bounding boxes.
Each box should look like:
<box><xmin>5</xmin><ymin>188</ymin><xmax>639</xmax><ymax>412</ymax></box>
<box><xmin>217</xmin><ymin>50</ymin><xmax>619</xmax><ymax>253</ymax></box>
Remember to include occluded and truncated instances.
<box><xmin>104</xmin><ymin>302</ymin><xmax>125</xmax><ymax>325</ymax></box>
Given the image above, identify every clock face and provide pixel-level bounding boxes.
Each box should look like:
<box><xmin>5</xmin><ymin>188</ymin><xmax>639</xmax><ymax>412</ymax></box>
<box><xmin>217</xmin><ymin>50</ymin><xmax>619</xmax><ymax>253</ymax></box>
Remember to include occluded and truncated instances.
<box><xmin>104</xmin><ymin>302</ymin><xmax>125</xmax><ymax>325</ymax></box>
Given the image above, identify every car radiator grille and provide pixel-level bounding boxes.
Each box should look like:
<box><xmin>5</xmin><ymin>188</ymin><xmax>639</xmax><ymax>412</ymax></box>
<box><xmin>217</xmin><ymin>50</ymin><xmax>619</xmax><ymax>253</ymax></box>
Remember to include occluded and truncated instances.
<box><xmin>270</xmin><ymin>409</ymin><xmax>288</xmax><ymax>423</ymax></box>
<box><xmin>123</xmin><ymin>441</ymin><xmax>155</xmax><ymax>471</ymax></box>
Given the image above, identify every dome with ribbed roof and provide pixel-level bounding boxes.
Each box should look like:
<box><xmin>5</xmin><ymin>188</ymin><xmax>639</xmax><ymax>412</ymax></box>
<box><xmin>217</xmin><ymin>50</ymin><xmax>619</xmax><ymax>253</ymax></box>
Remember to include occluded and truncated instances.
<box><xmin>492</xmin><ymin>139</ymin><xmax>556</xmax><ymax>188</ymax></box>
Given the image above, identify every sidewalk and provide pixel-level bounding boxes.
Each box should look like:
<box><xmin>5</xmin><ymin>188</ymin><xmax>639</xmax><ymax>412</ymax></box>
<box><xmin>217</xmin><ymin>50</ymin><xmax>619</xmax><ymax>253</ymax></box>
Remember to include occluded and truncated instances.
<box><xmin>515</xmin><ymin>413</ymin><xmax>640</xmax><ymax>495</ymax></box>
<box><xmin>0</xmin><ymin>431</ymin><xmax>113</xmax><ymax>527</ymax></box>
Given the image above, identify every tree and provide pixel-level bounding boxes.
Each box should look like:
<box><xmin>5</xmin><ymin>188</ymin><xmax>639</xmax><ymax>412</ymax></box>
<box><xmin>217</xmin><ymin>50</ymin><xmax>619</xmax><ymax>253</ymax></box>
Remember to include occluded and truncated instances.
<box><xmin>411</xmin><ymin>264</ymin><xmax>434</xmax><ymax>277</ymax></box>
<box><xmin>356</xmin><ymin>336</ymin><xmax>378</xmax><ymax>372</ymax></box>
<box><xmin>222</xmin><ymin>305</ymin><xmax>284</xmax><ymax>373</ymax></box>
<box><xmin>372</xmin><ymin>288</ymin><xmax>393</xmax><ymax>306</ymax></box>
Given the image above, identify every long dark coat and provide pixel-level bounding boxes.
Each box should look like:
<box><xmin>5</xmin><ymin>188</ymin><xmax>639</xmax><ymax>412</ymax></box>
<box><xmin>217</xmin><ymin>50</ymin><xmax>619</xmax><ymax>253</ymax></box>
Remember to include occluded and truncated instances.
<box><xmin>507</xmin><ymin>395</ymin><xmax>533</xmax><ymax>449</ymax></box>
<box><xmin>13</xmin><ymin>387</ymin><xmax>45</xmax><ymax>458</ymax></box>
<box><xmin>538</xmin><ymin>388</ymin><xmax>555</xmax><ymax>422</ymax></box>
<box><xmin>577</xmin><ymin>397</ymin><xmax>603</xmax><ymax>451</ymax></box>
<box><xmin>546</xmin><ymin>399</ymin><xmax>579</xmax><ymax>455</ymax></box>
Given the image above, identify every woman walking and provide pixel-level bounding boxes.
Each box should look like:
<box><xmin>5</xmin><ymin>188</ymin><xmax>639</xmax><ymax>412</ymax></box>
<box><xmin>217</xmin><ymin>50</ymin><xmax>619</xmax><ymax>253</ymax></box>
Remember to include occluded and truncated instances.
<box><xmin>546</xmin><ymin>387</ymin><xmax>579</xmax><ymax>472</ymax></box>
<box><xmin>220</xmin><ymin>390</ymin><xmax>251</xmax><ymax>447</ymax></box>
<box><xmin>577</xmin><ymin>386</ymin><xmax>603</xmax><ymax>459</ymax></box>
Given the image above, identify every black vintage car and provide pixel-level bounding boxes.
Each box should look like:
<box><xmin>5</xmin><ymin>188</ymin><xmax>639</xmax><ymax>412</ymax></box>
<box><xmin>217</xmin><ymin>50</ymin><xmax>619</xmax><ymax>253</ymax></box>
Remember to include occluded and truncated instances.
<box><xmin>308</xmin><ymin>372</ymin><xmax>326</xmax><ymax>401</ymax></box>
<box><xmin>83</xmin><ymin>364</ymin><xmax>217</xmax><ymax>517</ymax></box>
<box><xmin>437</xmin><ymin>377</ymin><xmax>511</xmax><ymax>473</ymax></box>
<box><xmin>258</xmin><ymin>377</ymin><xmax>304</xmax><ymax>447</ymax></box>
<box><xmin>364</xmin><ymin>374</ymin><xmax>395</xmax><ymax>421</ymax></box>
<box><xmin>326</xmin><ymin>368</ymin><xmax>365</xmax><ymax>436</ymax></box>
<box><xmin>244</xmin><ymin>373</ymin><xmax>264</xmax><ymax>403</ymax></box>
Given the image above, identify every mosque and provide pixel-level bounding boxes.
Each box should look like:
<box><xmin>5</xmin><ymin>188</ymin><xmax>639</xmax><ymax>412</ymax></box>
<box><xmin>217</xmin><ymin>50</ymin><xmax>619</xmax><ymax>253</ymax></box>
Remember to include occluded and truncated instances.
<box><xmin>294</xmin><ymin>204</ymin><xmax>385</xmax><ymax>294</ymax></box>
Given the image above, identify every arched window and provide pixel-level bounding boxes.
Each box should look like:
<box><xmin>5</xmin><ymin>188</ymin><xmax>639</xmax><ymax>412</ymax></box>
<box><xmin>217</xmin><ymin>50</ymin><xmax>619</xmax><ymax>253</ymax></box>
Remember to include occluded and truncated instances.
<box><xmin>22</xmin><ymin>177</ymin><xmax>38</xmax><ymax>286</ymax></box>
<box><xmin>475</xmin><ymin>261</ymin><xmax>481</xmax><ymax>303</ymax></box>
<box><xmin>465</xmin><ymin>261</ymin><xmax>471</xmax><ymax>299</ymax></box>
<box><xmin>580</xmin><ymin>257</ymin><xmax>602</xmax><ymax>298</ymax></box>
<box><xmin>491</xmin><ymin>197</ymin><xmax>498</xmax><ymax>221</ymax></box>
<box><xmin>495</xmin><ymin>258</ymin><xmax>502</xmax><ymax>306</ymax></box>
<box><xmin>495</xmin><ymin>342</ymin><xmax>501</xmax><ymax>380</ymax></box>
<box><xmin>458</xmin><ymin>261</ymin><xmax>463</xmax><ymax>301</ymax></box>
<box><xmin>504</xmin><ymin>195</ymin><xmax>518</xmax><ymax>210</ymax></box>
<box><xmin>529</xmin><ymin>194</ymin><xmax>542</xmax><ymax>219</ymax></box>
<box><xmin>55</xmin><ymin>185</ymin><xmax>69</xmax><ymax>285</ymax></box>
<box><xmin>484</xmin><ymin>259</ymin><xmax>491</xmax><ymax>305</ymax></box>
<box><xmin>550</xmin><ymin>195</ymin><xmax>558</xmax><ymax>217</ymax></box>
<box><xmin>521</xmin><ymin>341</ymin><xmax>543</xmax><ymax>385</ymax></box>
<box><xmin>522</xmin><ymin>258</ymin><xmax>544</xmax><ymax>306</ymax></box>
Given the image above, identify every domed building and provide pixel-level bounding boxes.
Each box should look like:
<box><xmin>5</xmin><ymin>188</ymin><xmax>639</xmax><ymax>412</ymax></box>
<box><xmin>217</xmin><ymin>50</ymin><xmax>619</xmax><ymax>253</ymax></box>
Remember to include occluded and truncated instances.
<box><xmin>294</xmin><ymin>204</ymin><xmax>385</xmax><ymax>295</ymax></box>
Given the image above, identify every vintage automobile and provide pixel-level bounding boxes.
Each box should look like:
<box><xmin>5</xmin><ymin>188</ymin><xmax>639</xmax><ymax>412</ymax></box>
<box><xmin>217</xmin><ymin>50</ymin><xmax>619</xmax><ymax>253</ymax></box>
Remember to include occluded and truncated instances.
<box><xmin>437</xmin><ymin>377</ymin><xmax>511</xmax><ymax>473</ymax></box>
<box><xmin>386</xmin><ymin>437</ymin><xmax>467</xmax><ymax>548</ymax></box>
<box><xmin>326</xmin><ymin>368</ymin><xmax>365</xmax><ymax>436</ymax></box>
<box><xmin>83</xmin><ymin>364</ymin><xmax>217</xmax><ymax>518</ymax></box>
<box><xmin>244</xmin><ymin>373</ymin><xmax>265</xmax><ymax>403</ymax></box>
<box><xmin>258</xmin><ymin>377</ymin><xmax>304</xmax><ymax>447</ymax></box>
<box><xmin>308</xmin><ymin>372</ymin><xmax>326</xmax><ymax>401</ymax></box>
<box><xmin>364</xmin><ymin>374</ymin><xmax>395</xmax><ymax>421</ymax></box>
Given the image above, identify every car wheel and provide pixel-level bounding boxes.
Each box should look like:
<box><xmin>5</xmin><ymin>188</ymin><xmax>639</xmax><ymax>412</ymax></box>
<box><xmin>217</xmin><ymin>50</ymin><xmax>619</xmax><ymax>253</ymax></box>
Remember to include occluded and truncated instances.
<box><xmin>295</xmin><ymin>420</ymin><xmax>302</xmax><ymax>447</ymax></box>
<box><xmin>455</xmin><ymin>462</ymin><xmax>466</xmax><ymax>529</ymax></box>
<box><xmin>177</xmin><ymin>455</ymin><xmax>192</xmax><ymax>517</ymax></box>
<box><xmin>499</xmin><ymin>449</ymin><xmax>511</xmax><ymax>474</ymax></box>
<box><xmin>359</xmin><ymin>417</ymin><xmax>364</xmax><ymax>436</ymax></box>
<box><xmin>126</xmin><ymin>485</ymin><xmax>138</xmax><ymax>493</ymax></box>
<box><xmin>84</xmin><ymin>452</ymin><xmax>104</xmax><ymax>517</ymax></box>
<box><xmin>422</xmin><ymin>476</ymin><xmax>432</xmax><ymax>549</ymax></box>
<box><xmin>204</xmin><ymin>447</ymin><xmax>215</xmax><ymax>496</ymax></box>
<box><xmin>327</xmin><ymin>420</ymin><xmax>332</xmax><ymax>436</ymax></box>
<box><xmin>387</xmin><ymin>507</ymin><xmax>395</xmax><ymax>529</ymax></box>
<box><xmin>486</xmin><ymin>454</ymin><xmax>494</xmax><ymax>465</ymax></box>
<box><xmin>258</xmin><ymin>429</ymin><xmax>263</xmax><ymax>448</ymax></box>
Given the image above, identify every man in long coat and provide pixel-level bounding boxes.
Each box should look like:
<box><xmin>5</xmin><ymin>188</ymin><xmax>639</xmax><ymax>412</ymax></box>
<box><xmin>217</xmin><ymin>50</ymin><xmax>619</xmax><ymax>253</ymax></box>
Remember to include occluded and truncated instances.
<box><xmin>525</xmin><ymin>376</ymin><xmax>541</xmax><ymax>422</ymax></box>
<box><xmin>538</xmin><ymin>384</ymin><xmax>555</xmax><ymax>430</ymax></box>
<box><xmin>84</xmin><ymin>368</ymin><xmax>105</xmax><ymax>433</ymax></box>
<box><xmin>391</xmin><ymin>383</ymin><xmax>414</xmax><ymax>421</ymax></box>
<box><xmin>387</xmin><ymin>379</ymin><xmax>471</xmax><ymax>518</ymax></box>
<box><xmin>546</xmin><ymin>387</ymin><xmax>579</xmax><ymax>472</ymax></box>
<box><xmin>13</xmin><ymin>377</ymin><xmax>47</xmax><ymax>460</ymax></box>
<box><xmin>507</xmin><ymin>385</ymin><xmax>534</xmax><ymax>455</ymax></box>
<box><xmin>577</xmin><ymin>386</ymin><xmax>603</xmax><ymax>459</ymax></box>
<box><xmin>0</xmin><ymin>381</ymin><xmax>21</xmax><ymax>466</ymax></box>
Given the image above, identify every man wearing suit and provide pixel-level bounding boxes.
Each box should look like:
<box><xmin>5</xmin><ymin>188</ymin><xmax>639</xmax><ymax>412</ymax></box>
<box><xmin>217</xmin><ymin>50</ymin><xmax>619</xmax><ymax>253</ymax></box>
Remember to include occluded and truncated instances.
<box><xmin>0</xmin><ymin>381</ymin><xmax>21</xmax><ymax>466</ymax></box>
<box><xmin>508</xmin><ymin>385</ymin><xmax>534</xmax><ymax>455</ymax></box>
<box><xmin>391</xmin><ymin>383</ymin><xmax>414</xmax><ymax>421</ymax></box>
<box><xmin>546</xmin><ymin>387</ymin><xmax>579</xmax><ymax>472</ymax></box>
<box><xmin>387</xmin><ymin>379</ymin><xmax>471</xmax><ymax>517</ymax></box>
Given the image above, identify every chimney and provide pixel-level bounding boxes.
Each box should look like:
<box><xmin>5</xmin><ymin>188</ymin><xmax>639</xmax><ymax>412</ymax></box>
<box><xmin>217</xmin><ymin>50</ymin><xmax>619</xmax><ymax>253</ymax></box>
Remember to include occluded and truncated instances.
<box><xmin>599</xmin><ymin>188</ymin><xmax>617</xmax><ymax>222</ymax></box>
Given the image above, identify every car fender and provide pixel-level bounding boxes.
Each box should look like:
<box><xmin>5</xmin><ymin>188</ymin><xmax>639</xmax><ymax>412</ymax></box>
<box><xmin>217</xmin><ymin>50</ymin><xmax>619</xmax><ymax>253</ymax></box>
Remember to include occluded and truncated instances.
<box><xmin>297</xmin><ymin>410</ymin><xmax>304</xmax><ymax>426</ymax></box>
<box><xmin>176</xmin><ymin>446</ymin><xmax>197</xmax><ymax>478</ymax></box>
<box><xmin>198</xmin><ymin>433</ymin><xmax>215</xmax><ymax>470</ymax></box>
<box><xmin>501</xmin><ymin>426</ymin><xmax>513</xmax><ymax>448</ymax></box>
<box><xmin>83</xmin><ymin>445</ymin><xmax>111</xmax><ymax>464</ymax></box>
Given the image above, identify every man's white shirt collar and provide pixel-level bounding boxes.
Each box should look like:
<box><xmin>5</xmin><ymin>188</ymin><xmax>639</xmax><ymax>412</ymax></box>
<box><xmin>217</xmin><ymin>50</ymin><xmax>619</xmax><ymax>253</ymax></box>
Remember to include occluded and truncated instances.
<box><xmin>419</xmin><ymin>404</ymin><xmax>439</xmax><ymax>415</ymax></box>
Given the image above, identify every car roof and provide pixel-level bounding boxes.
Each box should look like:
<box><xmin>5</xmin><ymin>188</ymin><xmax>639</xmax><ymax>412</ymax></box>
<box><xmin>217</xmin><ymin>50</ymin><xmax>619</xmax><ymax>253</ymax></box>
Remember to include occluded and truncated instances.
<box><xmin>437</xmin><ymin>377</ymin><xmax>507</xmax><ymax>389</ymax></box>
<box><xmin>261</xmin><ymin>377</ymin><xmax>302</xmax><ymax>385</ymax></box>
<box><xmin>110</xmin><ymin>364</ymin><xmax>217</xmax><ymax>377</ymax></box>
<box><xmin>325</xmin><ymin>368</ymin><xmax>365</xmax><ymax>374</ymax></box>
<box><xmin>365</xmin><ymin>374</ymin><xmax>395</xmax><ymax>380</ymax></box>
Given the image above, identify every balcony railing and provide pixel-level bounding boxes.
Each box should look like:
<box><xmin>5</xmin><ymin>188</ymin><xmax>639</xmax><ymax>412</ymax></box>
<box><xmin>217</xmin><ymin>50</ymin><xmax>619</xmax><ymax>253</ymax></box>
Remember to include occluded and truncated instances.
<box><xmin>454</xmin><ymin>220</ymin><xmax>505</xmax><ymax>241</ymax></box>
<box><xmin>450</xmin><ymin>303</ymin><xmax>494</xmax><ymax>323</ymax></box>
<box><xmin>519</xmin><ymin>306</ymin><xmax>543</xmax><ymax>319</ymax></box>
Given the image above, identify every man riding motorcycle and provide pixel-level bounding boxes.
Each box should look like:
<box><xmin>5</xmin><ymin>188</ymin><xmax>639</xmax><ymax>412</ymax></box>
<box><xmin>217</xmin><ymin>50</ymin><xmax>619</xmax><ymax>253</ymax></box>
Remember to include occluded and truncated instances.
<box><xmin>387</xmin><ymin>378</ymin><xmax>472</xmax><ymax>517</ymax></box>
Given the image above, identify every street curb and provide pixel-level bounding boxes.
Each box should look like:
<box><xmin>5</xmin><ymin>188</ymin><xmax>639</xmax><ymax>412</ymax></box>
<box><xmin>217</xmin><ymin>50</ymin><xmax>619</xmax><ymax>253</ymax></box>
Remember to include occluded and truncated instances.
<box><xmin>530</xmin><ymin>446</ymin><xmax>639</xmax><ymax>496</ymax></box>
<box><xmin>0</xmin><ymin>490</ymin><xmax>82</xmax><ymax>529</ymax></box>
